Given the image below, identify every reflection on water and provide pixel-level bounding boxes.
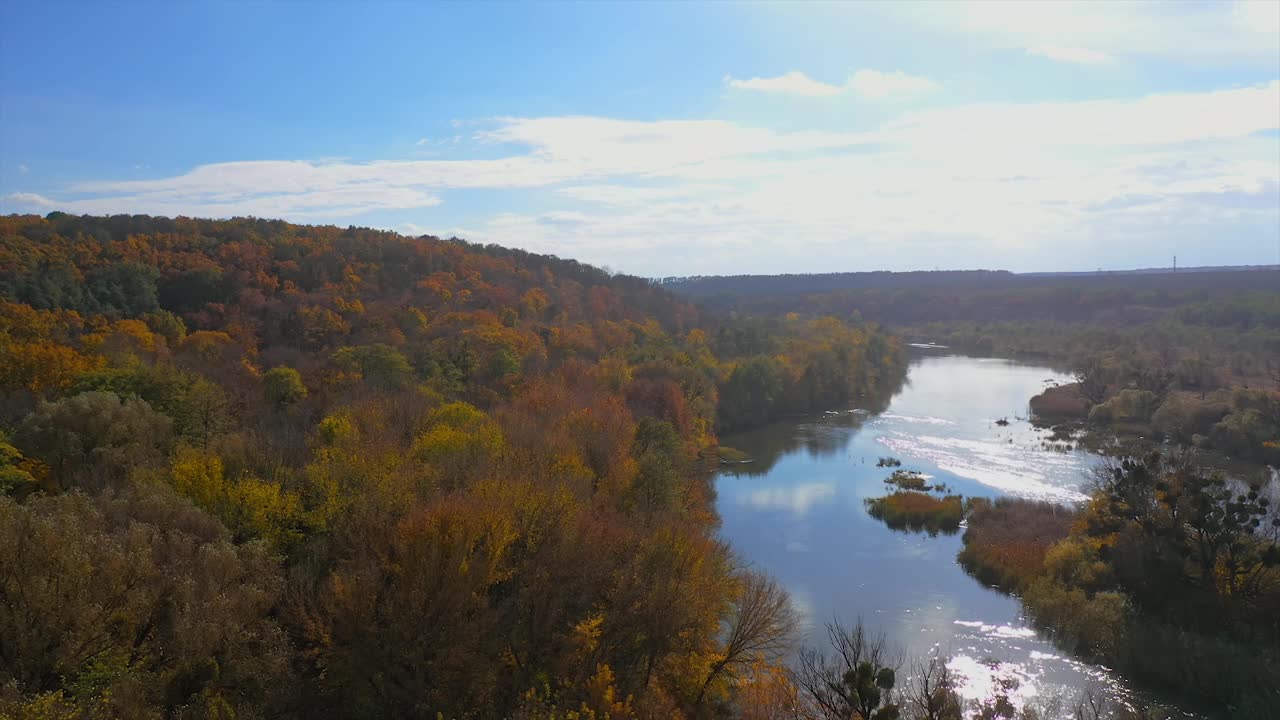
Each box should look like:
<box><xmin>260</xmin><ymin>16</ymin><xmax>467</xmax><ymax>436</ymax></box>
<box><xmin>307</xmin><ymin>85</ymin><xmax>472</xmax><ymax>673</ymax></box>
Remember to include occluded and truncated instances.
<box><xmin>715</xmin><ymin>354</ymin><xmax>1186</xmax><ymax>715</ymax></box>
<box><xmin>745</xmin><ymin>483</ymin><xmax>836</xmax><ymax>514</ymax></box>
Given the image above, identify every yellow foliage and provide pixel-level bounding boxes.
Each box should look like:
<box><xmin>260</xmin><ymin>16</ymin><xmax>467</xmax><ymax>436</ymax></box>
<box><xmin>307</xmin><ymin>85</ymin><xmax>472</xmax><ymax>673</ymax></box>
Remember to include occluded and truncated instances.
<box><xmin>1042</xmin><ymin>537</ymin><xmax>1111</xmax><ymax>590</ymax></box>
<box><xmin>168</xmin><ymin>447</ymin><xmax>225</xmax><ymax>510</ymax></box>
<box><xmin>595</xmin><ymin>355</ymin><xmax>632</xmax><ymax>393</ymax></box>
<box><xmin>223</xmin><ymin>475</ymin><xmax>303</xmax><ymax>548</ymax></box>
<box><xmin>179</xmin><ymin>330</ymin><xmax>235</xmax><ymax>360</ymax></box>
<box><xmin>0</xmin><ymin>340</ymin><xmax>102</xmax><ymax>395</ymax></box>
<box><xmin>735</xmin><ymin>659</ymin><xmax>803</xmax><ymax>720</ymax></box>
<box><xmin>167</xmin><ymin>447</ymin><xmax>301</xmax><ymax>548</ymax></box>
<box><xmin>520</xmin><ymin>288</ymin><xmax>550</xmax><ymax>317</ymax></box>
<box><xmin>412</xmin><ymin>403</ymin><xmax>505</xmax><ymax>487</ymax></box>
<box><xmin>317</xmin><ymin>412</ymin><xmax>358</xmax><ymax>446</ymax></box>
<box><xmin>579</xmin><ymin>664</ymin><xmax>635</xmax><ymax>720</ymax></box>
<box><xmin>572</xmin><ymin>614</ymin><xmax>605</xmax><ymax>656</ymax></box>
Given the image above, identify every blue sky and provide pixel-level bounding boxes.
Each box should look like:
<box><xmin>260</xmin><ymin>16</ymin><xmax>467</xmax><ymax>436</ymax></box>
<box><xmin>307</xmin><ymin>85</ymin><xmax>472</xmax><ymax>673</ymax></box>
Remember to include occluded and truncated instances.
<box><xmin>2</xmin><ymin>1</ymin><xmax>1278</xmax><ymax>276</ymax></box>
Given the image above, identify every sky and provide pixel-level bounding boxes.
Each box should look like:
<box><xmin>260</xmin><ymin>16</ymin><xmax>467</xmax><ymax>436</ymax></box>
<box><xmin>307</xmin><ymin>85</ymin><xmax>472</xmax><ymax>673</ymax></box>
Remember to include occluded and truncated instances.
<box><xmin>2</xmin><ymin>1</ymin><xmax>1279</xmax><ymax>277</ymax></box>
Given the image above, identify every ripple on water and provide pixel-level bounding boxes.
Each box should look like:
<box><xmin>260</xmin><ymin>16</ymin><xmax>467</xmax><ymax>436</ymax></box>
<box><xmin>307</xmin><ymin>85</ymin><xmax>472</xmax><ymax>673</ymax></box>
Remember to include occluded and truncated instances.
<box><xmin>876</xmin><ymin>432</ymin><xmax>1089</xmax><ymax>502</ymax></box>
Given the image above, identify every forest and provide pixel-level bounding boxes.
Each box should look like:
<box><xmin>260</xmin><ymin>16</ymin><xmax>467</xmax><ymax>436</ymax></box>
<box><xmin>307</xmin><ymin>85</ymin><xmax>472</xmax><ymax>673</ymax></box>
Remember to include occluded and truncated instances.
<box><xmin>0</xmin><ymin>213</ymin><xmax>913</xmax><ymax>719</ymax></box>
<box><xmin>662</xmin><ymin>268</ymin><xmax>1280</xmax><ymax>364</ymax></box>
<box><xmin>666</xmin><ymin>268</ymin><xmax>1280</xmax><ymax>468</ymax></box>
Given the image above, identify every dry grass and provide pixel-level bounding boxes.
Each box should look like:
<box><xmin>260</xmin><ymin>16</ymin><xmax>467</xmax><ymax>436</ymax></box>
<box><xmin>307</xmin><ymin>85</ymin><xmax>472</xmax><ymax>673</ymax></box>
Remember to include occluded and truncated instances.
<box><xmin>958</xmin><ymin>498</ymin><xmax>1075</xmax><ymax>592</ymax></box>
<box><xmin>865</xmin><ymin>491</ymin><xmax>963</xmax><ymax>535</ymax></box>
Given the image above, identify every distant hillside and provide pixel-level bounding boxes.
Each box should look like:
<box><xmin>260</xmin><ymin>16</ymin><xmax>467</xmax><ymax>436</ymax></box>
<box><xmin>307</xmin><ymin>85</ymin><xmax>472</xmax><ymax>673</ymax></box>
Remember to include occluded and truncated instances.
<box><xmin>658</xmin><ymin>265</ymin><xmax>1280</xmax><ymax>373</ymax></box>
<box><xmin>659</xmin><ymin>266</ymin><xmax>1280</xmax><ymax>300</ymax></box>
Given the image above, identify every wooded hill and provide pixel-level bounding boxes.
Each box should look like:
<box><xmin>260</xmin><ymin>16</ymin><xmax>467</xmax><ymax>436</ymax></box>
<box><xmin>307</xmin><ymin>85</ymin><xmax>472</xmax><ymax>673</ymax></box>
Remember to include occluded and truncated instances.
<box><xmin>0</xmin><ymin>212</ymin><xmax>905</xmax><ymax>719</ymax></box>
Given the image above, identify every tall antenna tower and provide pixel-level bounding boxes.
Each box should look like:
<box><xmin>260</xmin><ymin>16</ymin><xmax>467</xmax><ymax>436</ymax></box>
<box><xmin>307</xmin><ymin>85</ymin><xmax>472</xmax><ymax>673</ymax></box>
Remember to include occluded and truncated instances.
<box><xmin>1173</xmin><ymin>255</ymin><xmax>1177</xmax><ymax>273</ymax></box>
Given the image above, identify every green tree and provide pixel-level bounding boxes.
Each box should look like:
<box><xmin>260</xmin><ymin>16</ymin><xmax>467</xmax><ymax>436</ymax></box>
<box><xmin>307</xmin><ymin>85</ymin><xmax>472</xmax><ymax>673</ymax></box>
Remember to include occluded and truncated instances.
<box><xmin>719</xmin><ymin>357</ymin><xmax>783</xmax><ymax>432</ymax></box>
<box><xmin>629</xmin><ymin>418</ymin><xmax>682</xmax><ymax>515</ymax></box>
<box><xmin>85</xmin><ymin>261</ymin><xmax>160</xmax><ymax>317</ymax></box>
<box><xmin>263</xmin><ymin>366</ymin><xmax>307</xmax><ymax>408</ymax></box>
<box><xmin>16</xmin><ymin>391</ymin><xmax>172</xmax><ymax>491</ymax></box>
<box><xmin>332</xmin><ymin>343</ymin><xmax>415</xmax><ymax>390</ymax></box>
<box><xmin>141</xmin><ymin>309</ymin><xmax>187</xmax><ymax>348</ymax></box>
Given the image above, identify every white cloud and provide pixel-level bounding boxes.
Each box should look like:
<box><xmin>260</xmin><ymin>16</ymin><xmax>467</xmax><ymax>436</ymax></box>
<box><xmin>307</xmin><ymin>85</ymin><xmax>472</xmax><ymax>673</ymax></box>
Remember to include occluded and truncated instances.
<box><xmin>17</xmin><ymin>164</ymin><xmax>29</xmax><ymax>174</ymax></box>
<box><xmin>8</xmin><ymin>81</ymin><xmax>1278</xmax><ymax>274</ymax></box>
<box><xmin>745</xmin><ymin>483</ymin><xmax>836</xmax><ymax>514</ymax></box>
<box><xmin>394</xmin><ymin>222</ymin><xmax>429</xmax><ymax>236</ymax></box>
<box><xmin>725</xmin><ymin>71</ymin><xmax>845</xmax><ymax>97</ymax></box>
<box><xmin>848</xmin><ymin>69</ymin><xmax>940</xmax><ymax>100</ymax></box>
<box><xmin>2</xmin><ymin>192</ymin><xmax>55</xmax><ymax>208</ymax></box>
<box><xmin>893</xmin><ymin>0</ymin><xmax>1279</xmax><ymax>66</ymax></box>
<box><xmin>725</xmin><ymin>69</ymin><xmax>938</xmax><ymax>100</ymax></box>
<box><xmin>1026</xmin><ymin>46</ymin><xmax>1110</xmax><ymax>65</ymax></box>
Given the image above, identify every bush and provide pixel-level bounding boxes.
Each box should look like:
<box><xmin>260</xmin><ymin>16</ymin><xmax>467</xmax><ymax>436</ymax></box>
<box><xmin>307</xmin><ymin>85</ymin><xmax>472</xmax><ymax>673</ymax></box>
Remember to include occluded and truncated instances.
<box><xmin>1150</xmin><ymin>392</ymin><xmax>1230</xmax><ymax>443</ymax></box>
<box><xmin>1022</xmin><ymin>578</ymin><xmax>1128</xmax><ymax>658</ymax></box>
<box><xmin>958</xmin><ymin>498</ymin><xmax>1075</xmax><ymax>592</ymax></box>
<box><xmin>865</xmin><ymin>491</ymin><xmax>963</xmax><ymax>535</ymax></box>
<box><xmin>1029</xmin><ymin>383</ymin><xmax>1090</xmax><ymax>420</ymax></box>
<box><xmin>1088</xmin><ymin>389</ymin><xmax>1160</xmax><ymax>424</ymax></box>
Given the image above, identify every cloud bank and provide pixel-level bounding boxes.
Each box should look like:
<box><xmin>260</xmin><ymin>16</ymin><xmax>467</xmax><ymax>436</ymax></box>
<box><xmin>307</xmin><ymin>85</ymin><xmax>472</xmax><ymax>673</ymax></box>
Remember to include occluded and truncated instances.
<box><xmin>724</xmin><ymin>69</ymin><xmax>938</xmax><ymax>100</ymax></box>
<box><xmin>5</xmin><ymin>82</ymin><xmax>1278</xmax><ymax>275</ymax></box>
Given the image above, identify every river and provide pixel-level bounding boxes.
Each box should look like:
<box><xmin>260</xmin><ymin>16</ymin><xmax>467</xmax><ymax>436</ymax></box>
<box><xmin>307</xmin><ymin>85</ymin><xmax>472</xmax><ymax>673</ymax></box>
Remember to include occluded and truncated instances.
<box><xmin>714</xmin><ymin>352</ymin><xmax>1195</xmax><ymax>716</ymax></box>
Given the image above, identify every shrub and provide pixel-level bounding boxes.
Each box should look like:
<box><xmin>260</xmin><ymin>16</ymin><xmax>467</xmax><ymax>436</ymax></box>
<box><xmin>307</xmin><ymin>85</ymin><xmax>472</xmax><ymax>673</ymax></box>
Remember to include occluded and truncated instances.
<box><xmin>1029</xmin><ymin>383</ymin><xmax>1090</xmax><ymax>420</ymax></box>
<box><xmin>883</xmin><ymin>469</ymin><xmax>933</xmax><ymax>491</ymax></box>
<box><xmin>865</xmin><ymin>491</ymin><xmax>963</xmax><ymax>535</ymax></box>
<box><xmin>1150</xmin><ymin>392</ymin><xmax>1230</xmax><ymax>443</ymax></box>
<box><xmin>1022</xmin><ymin>578</ymin><xmax>1128</xmax><ymax>658</ymax></box>
<box><xmin>1088</xmin><ymin>389</ymin><xmax>1160</xmax><ymax>424</ymax></box>
<box><xmin>958</xmin><ymin>498</ymin><xmax>1075</xmax><ymax>592</ymax></box>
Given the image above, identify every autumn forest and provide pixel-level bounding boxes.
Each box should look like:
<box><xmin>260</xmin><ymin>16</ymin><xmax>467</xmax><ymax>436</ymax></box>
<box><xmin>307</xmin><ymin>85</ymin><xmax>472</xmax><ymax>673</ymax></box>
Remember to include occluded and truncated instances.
<box><xmin>0</xmin><ymin>213</ymin><xmax>908</xmax><ymax>719</ymax></box>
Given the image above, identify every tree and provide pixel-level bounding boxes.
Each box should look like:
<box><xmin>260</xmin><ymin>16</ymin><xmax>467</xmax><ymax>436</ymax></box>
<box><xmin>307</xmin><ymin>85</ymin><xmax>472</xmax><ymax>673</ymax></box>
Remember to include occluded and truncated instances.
<box><xmin>84</xmin><ymin>261</ymin><xmax>159</xmax><ymax>317</ymax></box>
<box><xmin>142</xmin><ymin>309</ymin><xmax>187</xmax><ymax>347</ymax></box>
<box><xmin>332</xmin><ymin>343</ymin><xmax>415</xmax><ymax>391</ymax></box>
<box><xmin>697</xmin><ymin>569</ymin><xmax>799</xmax><ymax>703</ymax></box>
<box><xmin>1176</xmin><ymin>356</ymin><xmax>1220</xmax><ymax>400</ymax></box>
<box><xmin>733</xmin><ymin>659</ymin><xmax>804</xmax><ymax>720</ymax></box>
<box><xmin>411</xmin><ymin>402</ymin><xmax>505</xmax><ymax>491</ymax></box>
<box><xmin>794</xmin><ymin>620</ymin><xmax>901</xmax><ymax>720</ymax></box>
<box><xmin>72</xmin><ymin>365</ymin><xmax>230</xmax><ymax>448</ymax></box>
<box><xmin>290</xmin><ymin>495</ymin><xmax>516</xmax><ymax>718</ymax></box>
<box><xmin>0</xmin><ymin>487</ymin><xmax>294</xmax><ymax>717</ymax></box>
<box><xmin>720</xmin><ymin>357</ymin><xmax>783</xmax><ymax>431</ymax></box>
<box><xmin>1073</xmin><ymin>357</ymin><xmax>1110</xmax><ymax>407</ymax></box>
<box><xmin>902</xmin><ymin>654</ymin><xmax>963</xmax><ymax>720</ymax></box>
<box><xmin>16</xmin><ymin>391</ymin><xmax>172</xmax><ymax>491</ymax></box>
<box><xmin>629</xmin><ymin>418</ymin><xmax>683</xmax><ymax>516</ymax></box>
<box><xmin>0</xmin><ymin>432</ymin><xmax>36</xmax><ymax>497</ymax></box>
<box><xmin>263</xmin><ymin>366</ymin><xmax>307</xmax><ymax>408</ymax></box>
<box><xmin>1087</xmin><ymin>452</ymin><xmax>1279</xmax><ymax>620</ymax></box>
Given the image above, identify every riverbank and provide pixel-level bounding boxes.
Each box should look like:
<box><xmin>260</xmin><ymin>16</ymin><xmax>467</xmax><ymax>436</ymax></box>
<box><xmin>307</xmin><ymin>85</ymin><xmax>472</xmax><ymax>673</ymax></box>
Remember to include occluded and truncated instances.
<box><xmin>956</xmin><ymin>460</ymin><xmax>1280</xmax><ymax>718</ymax></box>
<box><xmin>1028</xmin><ymin>379</ymin><xmax>1280</xmax><ymax>470</ymax></box>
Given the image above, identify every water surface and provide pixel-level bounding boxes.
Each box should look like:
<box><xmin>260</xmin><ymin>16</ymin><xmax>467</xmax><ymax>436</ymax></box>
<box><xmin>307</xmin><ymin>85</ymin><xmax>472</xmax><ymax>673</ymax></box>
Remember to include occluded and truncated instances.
<box><xmin>716</xmin><ymin>354</ymin><xmax>1186</xmax><ymax>714</ymax></box>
